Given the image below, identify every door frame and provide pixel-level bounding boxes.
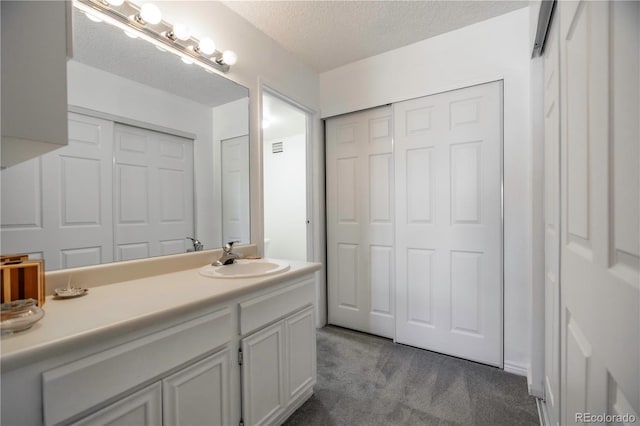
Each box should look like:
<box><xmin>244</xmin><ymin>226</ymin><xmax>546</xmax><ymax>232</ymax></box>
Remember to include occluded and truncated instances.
<box><xmin>260</xmin><ymin>85</ymin><xmax>315</xmax><ymax>262</ymax></box>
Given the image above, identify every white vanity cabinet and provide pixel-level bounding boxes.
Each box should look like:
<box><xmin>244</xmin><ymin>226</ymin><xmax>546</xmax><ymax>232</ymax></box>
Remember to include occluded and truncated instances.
<box><xmin>42</xmin><ymin>308</ymin><xmax>233</xmax><ymax>426</ymax></box>
<box><xmin>70</xmin><ymin>383</ymin><xmax>163</xmax><ymax>426</ymax></box>
<box><xmin>239</xmin><ymin>277</ymin><xmax>316</xmax><ymax>426</ymax></box>
<box><xmin>69</xmin><ymin>348</ymin><xmax>231</xmax><ymax>426</ymax></box>
<box><xmin>162</xmin><ymin>349</ymin><xmax>231</xmax><ymax>426</ymax></box>
<box><xmin>1</xmin><ymin>0</ymin><xmax>71</xmax><ymax>169</ymax></box>
<box><xmin>1</xmin><ymin>265</ymin><xmax>319</xmax><ymax>426</ymax></box>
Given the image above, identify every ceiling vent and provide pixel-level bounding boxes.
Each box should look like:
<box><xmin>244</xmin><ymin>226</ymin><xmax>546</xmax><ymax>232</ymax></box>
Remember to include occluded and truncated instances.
<box><xmin>272</xmin><ymin>142</ymin><xmax>283</xmax><ymax>154</ymax></box>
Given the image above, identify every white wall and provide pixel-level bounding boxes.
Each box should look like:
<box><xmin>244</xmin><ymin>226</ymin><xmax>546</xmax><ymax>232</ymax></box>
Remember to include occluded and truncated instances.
<box><xmin>263</xmin><ymin>133</ymin><xmax>307</xmax><ymax>261</ymax></box>
<box><xmin>67</xmin><ymin>60</ymin><xmax>220</xmax><ymax>248</ymax></box>
<box><xmin>319</xmin><ymin>8</ymin><xmax>533</xmax><ymax>373</ymax></box>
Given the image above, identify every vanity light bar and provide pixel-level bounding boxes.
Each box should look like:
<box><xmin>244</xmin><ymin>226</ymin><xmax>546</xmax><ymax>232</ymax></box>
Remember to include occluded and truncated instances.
<box><xmin>73</xmin><ymin>0</ymin><xmax>233</xmax><ymax>73</ymax></box>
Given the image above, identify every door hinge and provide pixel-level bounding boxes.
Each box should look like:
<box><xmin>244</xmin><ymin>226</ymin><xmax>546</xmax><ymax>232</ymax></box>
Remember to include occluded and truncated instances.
<box><xmin>238</xmin><ymin>348</ymin><xmax>243</xmax><ymax>365</ymax></box>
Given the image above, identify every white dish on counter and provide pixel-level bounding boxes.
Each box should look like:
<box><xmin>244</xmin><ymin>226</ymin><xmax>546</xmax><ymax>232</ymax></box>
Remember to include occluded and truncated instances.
<box><xmin>54</xmin><ymin>287</ymin><xmax>89</xmax><ymax>298</ymax></box>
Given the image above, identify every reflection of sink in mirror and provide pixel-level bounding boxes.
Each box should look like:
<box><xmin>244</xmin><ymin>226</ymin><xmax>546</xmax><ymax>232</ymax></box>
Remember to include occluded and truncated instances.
<box><xmin>200</xmin><ymin>259</ymin><xmax>290</xmax><ymax>279</ymax></box>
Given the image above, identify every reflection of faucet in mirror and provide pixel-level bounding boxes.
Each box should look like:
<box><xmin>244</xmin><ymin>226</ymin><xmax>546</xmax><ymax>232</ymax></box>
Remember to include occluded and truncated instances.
<box><xmin>186</xmin><ymin>237</ymin><xmax>203</xmax><ymax>252</ymax></box>
<box><xmin>213</xmin><ymin>241</ymin><xmax>241</xmax><ymax>266</ymax></box>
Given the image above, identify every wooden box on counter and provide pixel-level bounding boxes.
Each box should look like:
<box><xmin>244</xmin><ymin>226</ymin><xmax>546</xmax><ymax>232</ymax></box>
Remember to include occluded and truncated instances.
<box><xmin>1</xmin><ymin>254</ymin><xmax>45</xmax><ymax>306</ymax></box>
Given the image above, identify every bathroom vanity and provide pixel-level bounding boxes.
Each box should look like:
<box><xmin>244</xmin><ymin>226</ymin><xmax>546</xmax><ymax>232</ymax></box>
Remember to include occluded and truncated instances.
<box><xmin>1</xmin><ymin>250</ymin><xmax>320</xmax><ymax>426</ymax></box>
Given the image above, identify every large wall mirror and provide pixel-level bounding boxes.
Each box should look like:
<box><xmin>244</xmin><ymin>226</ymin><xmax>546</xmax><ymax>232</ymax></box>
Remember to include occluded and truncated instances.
<box><xmin>0</xmin><ymin>8</ymin><xmax>250</xmax><ymax>271</ymax></box>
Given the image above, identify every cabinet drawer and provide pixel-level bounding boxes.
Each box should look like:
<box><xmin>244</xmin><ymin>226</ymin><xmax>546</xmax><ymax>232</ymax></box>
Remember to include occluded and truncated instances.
<box><xmin>239</xmin><ymin>275</ymin><xmax>315</xmax><ymax>336</ymax></box>
<box><xmin>43</xmin><ymin>307</ymin><xmax>231</xmax><ymax>426</ymax></box>
<box><xmin>70</xmin><ymin>382</ymin><xmax>162</xmax><ymax>426</ymax></box>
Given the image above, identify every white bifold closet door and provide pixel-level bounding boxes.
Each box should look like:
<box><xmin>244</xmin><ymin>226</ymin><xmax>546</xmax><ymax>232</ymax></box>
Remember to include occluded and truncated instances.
<box><xmin>542</xmin><ymin>12</ymin><xmax>561</xmax><ymax>426</ymax></box>
<box><xmin>114</xmin><ymin>123</ymin><xmax>194</xmax><ymax>261</ymax></box>
<box><xmin>394</xmin><ymin>81</ymin><xmax>503</xmax><ymax>367</ymax></box>
<box><xmin>326</xmin><ymin>106</ymin><xmax>395</xmax><ymax>338</ymax></box>
<box><xmin>558</xmin><ymin>1</ymin><xmax>639</xmax><ymax>422</ymax></box>
<box><xmin>0</xmin><ymin>112</ymin><xmax>115</xmax><ymax>270</ymax></box>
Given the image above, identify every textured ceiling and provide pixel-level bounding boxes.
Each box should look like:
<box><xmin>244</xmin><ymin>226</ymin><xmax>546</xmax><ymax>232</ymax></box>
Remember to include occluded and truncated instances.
<box><xmin>222</xmin><ymin>0</ymin><xmax>528</xmax><ymax>72</ymax></box>
<box><xmin>72</xmin><ymin>9</ymin><xmax>248</xmax><ymax>107</ymax></box>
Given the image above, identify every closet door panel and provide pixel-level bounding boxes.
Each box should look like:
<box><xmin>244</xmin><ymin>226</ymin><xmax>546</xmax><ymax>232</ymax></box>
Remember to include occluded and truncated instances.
<box><xmin>326</xmin><ymin>106</ymin><xmax>394</xmax><ymax>338</ymax></box>
<box><xmin>114</xmin><ymin>124</ymin><xmax>194</xmax><ymax>261</ymax></box>
<box><xmin>0</xmin><ymin>112</ymin><xmax>114</xmax><ymax>270</ymax></box>
<box><xmin>395</xmin><ymin>81</ymin><xmax>503</xmax><ymax>367</ymax></box>
<box><xmin>558</xmin><ymin>1</ymin><xmax>639</xmax><ymax>422</ymax></box>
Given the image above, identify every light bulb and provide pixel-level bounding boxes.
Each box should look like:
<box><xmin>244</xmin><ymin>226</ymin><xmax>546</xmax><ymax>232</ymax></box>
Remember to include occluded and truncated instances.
<box><xmin>106</xmin><ymin>0</ymin><xmax>124</xmax><ymax>6</ymax></box>
<box><xmin>139</xmin><ymin>3</ymin><xmax>162</xmax><ymax>25</ymax></box>
<box><xmin>222</xmin><ymin>50</ymin><xmax>237</xmax><ymax>66</ymax></box>
<box><xmin>181</xmin><ymin>57</ymin><xmax>193</xmax><ymax>65</ymax></box>
<box><xmin>198</xmin><ymin>37</ymin><xmax>216</xmax><ymax>55</ymax></box>
<box><xmin>172</xmin><ymin>23</ymin><xmax>192</xmax><ymax>41</ymax></box>
<box><xmin>124</xmin><ymin>30</ymin><xmax>139</xmax><ymax>39</ymax></box>
<box><xmin>85</xmin><ymin>12</ymin><xmax>103</xmax><ymax>23</ymax></box>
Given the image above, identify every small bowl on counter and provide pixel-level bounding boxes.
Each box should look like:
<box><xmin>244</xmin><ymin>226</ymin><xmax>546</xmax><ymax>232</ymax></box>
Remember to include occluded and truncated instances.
<box><xmin>0</xmin><ymin>298</ymin><xmax>45</xmax><ymax>335</ymax></box>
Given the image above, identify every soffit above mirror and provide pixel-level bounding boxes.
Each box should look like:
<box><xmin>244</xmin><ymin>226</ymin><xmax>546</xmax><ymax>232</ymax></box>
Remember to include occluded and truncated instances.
<box><xmin>72</xmin><ymin>9</ymin><xmax>247</xmax><ymax>108</ymax></box>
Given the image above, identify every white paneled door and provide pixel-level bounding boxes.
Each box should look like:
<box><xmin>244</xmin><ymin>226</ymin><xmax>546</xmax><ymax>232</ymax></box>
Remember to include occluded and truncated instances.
<box><xmin>221</xmin><ymin>135</ymin><xmax>250</xmax><ymax>246</ymax></box>
<box><xmin>543</xmin><ymin>11</ymin><xmax>561</xmax><ymax>426</ymax></box>
<box><xmin>558</xmin><ymin>1</ymin><xmax>639</xmax><ymax>424</ymax></box>
<box><xmin>114</xmin><ymin>123</ymin><xmax>194</xmax><ymax>261</ymax></box>
<box><xmin>1</xmin><ymin>112</ymin><xmax>114</xmax><ymax>270</ymax></box>
<box><xmin>394</xmin><ymin>82</ymin><xmax>503</xmax><ymax>367</ymax></box>
<box><xmin>326</xmin><ymin>106</ymin><xmax>395</xmax><ymax>338</ymax></box>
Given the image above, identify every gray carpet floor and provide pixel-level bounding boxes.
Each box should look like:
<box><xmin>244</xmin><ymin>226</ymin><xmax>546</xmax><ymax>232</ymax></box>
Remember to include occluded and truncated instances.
<box><xmin>284</xmin><ymin>326</ymin><xmax>540</xmax><ymax>426</ymax></box>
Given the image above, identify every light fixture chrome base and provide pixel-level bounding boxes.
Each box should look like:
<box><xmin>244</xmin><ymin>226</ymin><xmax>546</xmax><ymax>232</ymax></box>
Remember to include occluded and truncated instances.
<box><xmin>74</xmin><ymin>0</ymin><xmax>231</xmax><ymax>73</ymax></box>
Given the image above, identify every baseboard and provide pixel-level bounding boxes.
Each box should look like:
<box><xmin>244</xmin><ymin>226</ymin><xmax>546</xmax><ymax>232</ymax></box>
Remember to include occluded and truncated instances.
<box><xmin>503</xmin><ymin>360</ymin><xmax>529</xmax><ymax>377</ymax></box>
<box><xmin>527</xmin><ymin>369</ymin><xmax>545</xmax><ymax>398</ymax></box>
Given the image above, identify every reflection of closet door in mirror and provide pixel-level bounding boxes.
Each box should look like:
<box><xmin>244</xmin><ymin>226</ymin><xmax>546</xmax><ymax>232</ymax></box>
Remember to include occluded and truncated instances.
<box><xmin>113</xmin><ymin>124</ymin><xmax>194</xmax><ymax>262</ymax></box>
<box><xmin>221</xmin><ymin>135</ymin><xmax>250</xmax><ymax>246</ymax></box>
<box><xmin>1</xmin><ymin>112</ymin><xmax>114</xmax><ymax>270</ymax></box>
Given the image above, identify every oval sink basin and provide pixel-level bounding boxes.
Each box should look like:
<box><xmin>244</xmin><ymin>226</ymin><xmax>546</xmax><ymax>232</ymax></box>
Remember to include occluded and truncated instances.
<box><xmin>199</xmin><ymin>259</ymin><xmax>290</xmax><ymax>279</ymax></box>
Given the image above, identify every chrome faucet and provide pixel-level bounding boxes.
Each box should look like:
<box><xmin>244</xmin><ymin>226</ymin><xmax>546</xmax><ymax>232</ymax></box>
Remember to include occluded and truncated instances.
<box><xmin>186</xmin><ymin>237</ymin><xmax>204</xmax><ymax>252</ymax></box>
<box><xmin>213</xmin><ymin>241</ymin><xmax>241</xmax><ymax>266</ymax></box>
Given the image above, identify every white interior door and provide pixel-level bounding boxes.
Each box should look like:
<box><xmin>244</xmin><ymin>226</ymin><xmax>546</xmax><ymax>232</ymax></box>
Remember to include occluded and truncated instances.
<box><xmin>1</xmin><ymin>112</ymin><xmax>114</xmax><ymax>270</ymax></box>
<box><xmin>221</xmin><ymin>135</ymin><xmax>250</xmax><ymax>246</ymax></box>
<box><xmin>114</xmin><ymin>124</ymin><xmax>194</xmax><ymax>261</ymax></box>
<box><xmin>559</xmin><ymin>1</ymin><xmax>639</xmax><ymax>424</ymax></box>
<box><xmin>394</xmin><ymin>81</ymin><xmax>503</xmax><ymax>367</ymax></box>
<box><xmin>542</xmin><ymin>11</ymin><xmax>561</xmax><ymax>426</ymax></box>
<box><xmin>326</xmin><ymin>106</ymin><xmax>395</xmax><ymax>338</ymax></box>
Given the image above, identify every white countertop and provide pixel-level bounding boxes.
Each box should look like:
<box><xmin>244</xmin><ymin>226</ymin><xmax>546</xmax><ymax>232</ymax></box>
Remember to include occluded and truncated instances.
<box><xmin>1</xmin><ymin>259</ymin><xmax>321</xmax><ymax>371</ymax></box>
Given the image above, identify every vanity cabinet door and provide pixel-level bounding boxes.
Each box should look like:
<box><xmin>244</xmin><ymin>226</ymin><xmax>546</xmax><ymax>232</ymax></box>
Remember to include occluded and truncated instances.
<box><xmin>70</xmin><ymin>383</ymin><xmax>162</xmax><ymax>426</ymax></box>
<box><xmin>162</xmin><ymin>349</ymin><xmax>231</xmax><ymax>426</ymax></box>
<box><xmin>241</xmin><ymin>322</ymin><xmax>286</xmax><ymax>426</ymax></box>
<box><xmin>285</xmin><ymin>306</ymin><xmax>316</xmax><ymax>402</ymax></box>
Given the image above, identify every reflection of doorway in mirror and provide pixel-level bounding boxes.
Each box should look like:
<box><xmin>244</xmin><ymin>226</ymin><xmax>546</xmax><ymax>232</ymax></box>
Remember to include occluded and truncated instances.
<box><xmin>221</xmin><ymin>135</ymin><xmax>250</xmax><ymax>246</ymax></box>
<box><xmin>262</xmin><ymin>92</ymin><xmax>310</xmax><ymax>262</ymax></box>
